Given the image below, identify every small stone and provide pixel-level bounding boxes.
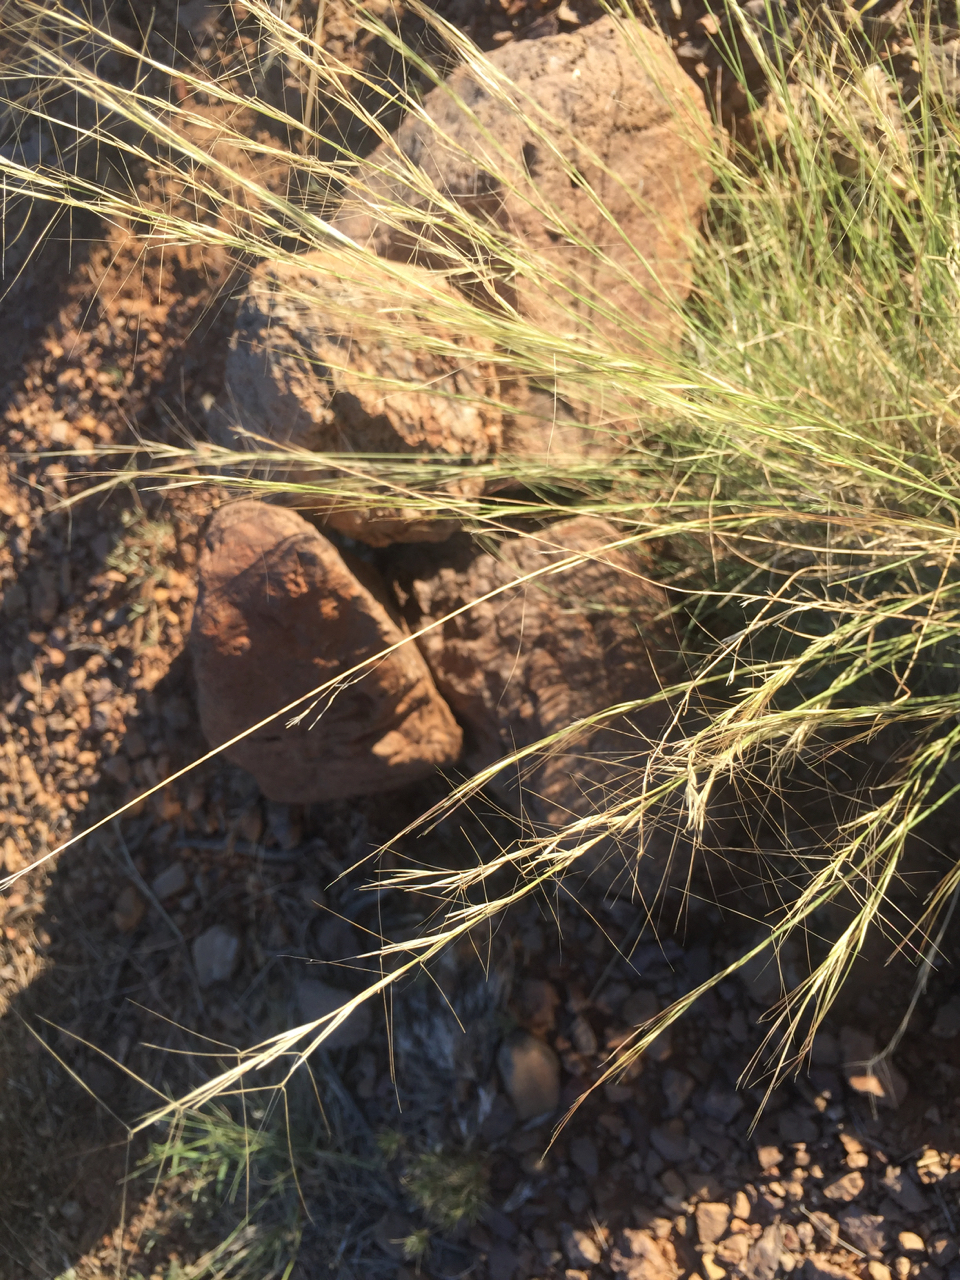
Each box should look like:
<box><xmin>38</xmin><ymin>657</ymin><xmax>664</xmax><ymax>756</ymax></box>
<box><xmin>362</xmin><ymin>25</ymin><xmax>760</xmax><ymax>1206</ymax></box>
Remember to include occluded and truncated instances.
<box><xmin>497</xmin><ymin>1031</ymin><xmax>560</xmax><ymax>1120</ymax></box>
<box><xmin>514</xmin><ymin>978</ymin><xmax>560</xmax><ymax>1036</ymax></box>
<box><xmin>696</xmin><ymin>1203</ymin><xmax>731</xmax><ymax>1247</ymax></box>
<box><xmin>663</xmin><ymin>1068</ymin><xmax>695</xmax><ymax>1117</ymax></box>
<box><xmin>809</xmin><ymin>1214</ymin><xmax>840</xmax><ymax>1248</ymax></box>
<box><xmin>866</xmin><ymin>1264</ymin><xmax>892</xmax><ymax>1280</ymax></box>
<box><xmin>562</xmin><ymin>1225</ymin><xmax>602</xmax><ymax>1268</ymax></box>
<box><xmin>716</xmin><ymin>1235</ymin><xmax>750</xmax><ymax>1267</ymax></box>
<box><xmin>59</xmin><ymin>1200</ymin><xmax>81</xmax><ymax>1220</ymax></box>
<box><xmin>112</xmin><ymin>885</ymin><xmax>145</xmax><ymax>933</ymax></box>
<box><xmin>838</xmin><ymin>1208</ymin><xmax>887</xmax><ymax>1257</ymax></box>
<box><xmin>931</xmin><ymin>996</ymin><xmax>960</xmax><ymax>1039</ymax></box>
<box><xmin>756</xmin><ymin>1145</ymin><xmax>783</xmax><ymax>1172</ymax></box>
<box><xmin>622</xmin><ymin>988</ymin><xmax>660</xmax><ymax>1026</ymax></box>
<box><xmin>703</xmin><ymin>1255</ymin><xmax>727</xmax><ymax>1280</ymax></box>
<box><xmin>651</xmin><ymin>1122</ymin><xmax>695</xmax><ymax>1164</ymax></box>
<box><xmin>297</xmin><ymin>979</ymin><xmax>371</xmax><ymax>1050</ymax></box>
<box><xmin>823</xmin><ymin>1171</ymin><xmax>864</xmax><ymax>1202</ymax></box>
<box><xmin>570</xmin><ymin>1136</ymin><xmax>599</xmax><ymax>1179</ymax></box>
<box><xmin>778</xmin><ymin>1108</ymin><xmax>819</xmax><ymax>1144</ymax></box>
<box><xmin>151</xmin><ymin>862</ymin><xmax>188</xmax><ymax>901</ymax></box>
<box><xmin>610</xmin><ymin>1229</ymin><xmax>679</xmax><ymax>1280</ymax></box>
<box><xmin>102</xmin><ymin>754</ymin><xmax>131</xmax><ymax>785</ymax></box>
<box><xmin>192</xmin><ymin>925</ymin><xmax>240</xmax><ymax>988</ymax></box>
<box><xmin>804</xmin><ymin>1256</ymin><xmax>852</xmax><ymax>1280</ymax></box>
<box><xmin>744</xmin><ymin>1225</ymin><xmax>784</xmax><ymax>1280</ymax></box>
<box><xmin>882</xmin><ymin>1166</ymin><xmax>928</xmax><ymax>1214</ymax></box>
<box><xmin>840</xmin><ymin>1027</ymin><xmax>908</xmax><ymax>1108</ymax></box>
<box><xmin>566</xmin><ymin>1272</ymin><xmax>590</xmax><ymax>1280</ymax></box>
<box><xmin>732</xmin><ymin>1191</ymin><xmax>752</xmax><ymax>1222</ymax></box>
<box><xmin>898</xmin><ymin>1233</ymin><xmax>925</xmax><ymax>1255</ymax></box>
<box><xmin>699</xmin><ymin>1082</ymin><xmax>743</xmax><ymax>1125</ymax></box>
<box><xmin>894</xmin><ymin>1262</ymin><xmax>911</xmax><ymax>1280</ymax></box>
<box><xmin>571</xmin><ymin>1014</ymin><xmax>598</xmax><ymax>1056</ymax></box>
<box><xmin>929</xmin><ymin>1236</ymin><xmax>959</xmax><ymax>1268</ymax></box>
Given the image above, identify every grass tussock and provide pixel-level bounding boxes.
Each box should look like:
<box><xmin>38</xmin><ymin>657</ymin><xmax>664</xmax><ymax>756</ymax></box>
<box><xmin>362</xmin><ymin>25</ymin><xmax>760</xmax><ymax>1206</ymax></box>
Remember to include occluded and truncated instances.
<box><xmin>4</xmin><ymin>0</ymin><xmax>960</xmax><ymax>1188</ymax></box>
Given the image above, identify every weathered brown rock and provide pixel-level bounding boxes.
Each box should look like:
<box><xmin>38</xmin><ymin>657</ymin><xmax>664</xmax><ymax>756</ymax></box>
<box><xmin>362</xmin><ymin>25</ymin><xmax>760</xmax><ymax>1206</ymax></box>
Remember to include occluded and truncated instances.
<box><xmin>191</xmin><ymin>500</ymin><xmax>462</xmax><ymax>802</ymax></box>
<box><xmin>334</xmin><ymin>17</ymin><xmax>712</xmax><ymax>356</ymax></box>
<box><xmin>388</xmin><ymin>516</ymin><xmax>677</xmax><ymax>831</ymax></box>
<box><xmin>217</xmin><ymin>253</ymin><xmax>502</xmax><ymax>546</ymax></box>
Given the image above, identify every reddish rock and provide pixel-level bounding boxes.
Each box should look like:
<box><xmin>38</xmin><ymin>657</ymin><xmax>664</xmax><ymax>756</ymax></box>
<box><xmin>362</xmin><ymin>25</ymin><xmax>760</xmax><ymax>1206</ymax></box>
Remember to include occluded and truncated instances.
<box><xmin>335</xmin><ymin>17</ymin><xmax>712</xmax><ymax>357</ymax></box>
<box><xmin>191</xmin><ymin>501</ymin><xmax>462</xmax><ymax>802</ymax></box>
<box><xmin>389</xmin><ymin>516</ymin><xmax>677</xmax><ymax>835</ymax></box>
<box><xmin>610</xmin><ymin>1229</ymin><xmax>679</xmax><ymax>1280</ymax></box>
<box><xmin>217</xmin><ymin>253</ymin><xmax>501</xmax><ymax>546</ymax></box>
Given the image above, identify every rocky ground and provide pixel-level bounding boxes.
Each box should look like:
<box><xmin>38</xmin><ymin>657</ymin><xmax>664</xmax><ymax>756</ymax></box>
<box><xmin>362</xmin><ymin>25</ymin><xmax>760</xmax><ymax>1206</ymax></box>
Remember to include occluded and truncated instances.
<box><xmin>2</xmin><ymin>1</ymin><xmax>960</xmax><ymax>1279</ymax></box>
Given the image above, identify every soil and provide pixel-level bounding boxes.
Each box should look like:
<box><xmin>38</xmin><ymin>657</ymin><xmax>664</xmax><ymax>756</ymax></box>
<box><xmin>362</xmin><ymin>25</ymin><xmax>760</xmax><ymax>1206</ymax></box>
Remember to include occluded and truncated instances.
<box><xmin>1</xmin><ymin>2</ymin><xmax>960</xmax><ymax>1280</ymax></box>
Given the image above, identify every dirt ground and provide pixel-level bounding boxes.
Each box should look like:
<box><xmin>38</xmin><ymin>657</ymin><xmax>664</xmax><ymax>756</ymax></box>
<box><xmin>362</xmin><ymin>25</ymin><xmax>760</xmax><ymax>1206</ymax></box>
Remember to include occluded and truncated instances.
<box><xmin>2</xmin><ymin>1</ymin><xmax>960</xmax><ymax>1278</ymax></box>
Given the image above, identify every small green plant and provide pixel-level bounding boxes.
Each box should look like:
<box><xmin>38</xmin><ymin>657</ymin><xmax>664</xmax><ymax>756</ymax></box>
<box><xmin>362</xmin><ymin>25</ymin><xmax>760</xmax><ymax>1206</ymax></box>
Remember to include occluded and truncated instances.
<box><xmin>402</xmin><ymin>1150</ymin><xmax>488</xmax><ymax>1232</ymax></box>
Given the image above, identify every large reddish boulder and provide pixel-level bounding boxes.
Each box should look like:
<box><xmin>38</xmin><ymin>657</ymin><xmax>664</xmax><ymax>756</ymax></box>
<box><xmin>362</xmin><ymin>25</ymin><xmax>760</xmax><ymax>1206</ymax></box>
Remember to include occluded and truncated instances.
<box><xmin>334</xmin><ymin>16</ymin><xmax>713</xmax><ymax>356</ymax></box>
<box><xmin>216</xmin><ymin>253</ymin><xmax>502</xmax><ymax>547</ymax></box>
<box><xmin>190</xmin><ymin>501</ymin><xmax>462</xmax><ymax>802</ymax></box>
<box><xmin>388</xmin><ymin>516</ymin><xmax>678</xmax><ymax>831</ymax></box>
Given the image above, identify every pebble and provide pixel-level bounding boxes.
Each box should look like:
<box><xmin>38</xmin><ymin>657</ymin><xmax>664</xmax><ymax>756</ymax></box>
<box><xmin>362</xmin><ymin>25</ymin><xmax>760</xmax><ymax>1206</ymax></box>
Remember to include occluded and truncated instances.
<box><xmin>756</xmin><ymin>1144</ymin><xmax>783</xmax><ymax>1172</ymax></box>
<box><xmin>805</xmin><ymin>1256</ymin><xmax>852</xmax><ymax>1280</ymax></box>
<box><xmin>745</xmin><ymin>1224</ymin><xmax>784</xmax><ymax>1280</ymax></box>
<box><xmin>898</xmin><ymin>1233</ymin><xmax>926</xmax><ymax>1255</ymax></box>
<box><xmin>695</xmin><ymin>1202</ymin><xmax>731</xmax><ymax>1246</ymax></box>
<box><xmin>650</xmin><ymin>1122</ymin><xmax>695</xmax><ymax>1164</ymax></box>
<box><xmin>622</xmin><ymin>988</ymin><xmax>659</xmax><ymax>1026</ymax></box>
<box><xmin>866</xmin><ymin>1264</ymin><xmax>893</xmax><ymax>1280</ymax></box>
<box><xmin>840</xmin><ymin>1026</ymin><xmax>908</xmax><ymax>1107</ymax></box>
<box><xmin>151</xmin><ymin>861</ymin><xmax>188</xmax><ymax>901</ymax></box>
<box><xmin>732</xmin><ymin>1190</ymin><xmax>752</xmax><ymax>1221</ymax></box>
<box><xmin>700</xmin><ymin>1082</ymin><xmax>743</xmax><ymax>1124</ymax></box>
<box><xmin>882</xmin><ymin>1165</ymin><xmax>929</xmax><ymax>1213</ymax></box>
<box><xmin>570</xmin><ymin>1014</ymin><xmax>598</xmax><ymax>1056</ymax></box>
<box><xmin>192</xmin><ymin>925</ymin><xmax>240</xmax><ymax>988</ymax></box>
<box><xmin>838</xmin><ymin>1207</ymin><xmax>888</xmax><ymax>1257</ymax></box>
<box><xmin>610</xmin><ymin>1229</ymin><xmax>679</xmax><ymax>1280</ymax></box>
<box><xmin>570</xmin><ymin>1136</ymin><xmax>599</xmax><ymax>1179</ymax></box>
<box><xmin>562</xmin><ymin>1225</ymin><xmax>602</xmax><ymax>1268</ymax></box>
<box><xmin>930</xmin><ymin>995</ymin><xmax>960</xmax><ymax>1038</ymax></box>
<box><xmin>929</xmin><ymin>1236</ymin><xmax>959</xmax><ymax>1268</ymax></box>
<box><xmin>296</xmin><ymin>979</ymin><xmax>371</xmax><ymax>1050</ymax></box>
<box><xmin>716</xmin><ymin>1234</ymin><xmax>750</xmax><ymax>1267</ymax></box>
<box><xmin>822</xmin><ymin>1170</ymin><xmax>864</xmax><ymax>1202</ymax></box>
<box><xmin>662</xmin><ymin>1068</ymin><xmax>695</xmax><ymax>1117</ymax></box>
<box><xmin>497</xmin><ymin>1030</ymin><xmax>560</xmax><ymax>1120</ymax></box>
<box><xmin>112</xmin><ymin>884</ymin><xmax>145</xmax><ymax>933</ymax></box>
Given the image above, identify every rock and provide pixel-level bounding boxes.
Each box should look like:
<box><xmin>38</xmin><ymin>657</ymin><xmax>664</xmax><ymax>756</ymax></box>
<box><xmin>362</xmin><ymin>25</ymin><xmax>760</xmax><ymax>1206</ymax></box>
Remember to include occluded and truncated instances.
<box><xmin>570</xmin><ymin>1136</ymin><xmax>599</xmax><ymax>1179</ymax></box>
<box><xmin>513</xmin><ymin>978</ymin><xmax>560</xmax><ymax>1036</ymax></box>
<box><xmin>190</xmin><ymin>501</ymin><xmax>462</xmax><ymax>803</ymax></box>
<box><xmin>622</xmin><ymin>988</ymin><xmax>660</xmax><ymax>1027</ymax></box>
<box><xmin>112</xmin><ymin>884</ymin><xmax>145</xmax><ymax>933</ymax></box>
<box><xmin>497</xmin><ymin>1030</ymin><xmax>560</xmax><ymax>1119</ymax></box>
<box><xmin>823</xmin><ymin>1171</ymin><xmax>864</xmax><ymax>1203</ymax></box>
<box><xmin>838</xmin><ymin>1208</ymin><xmax>887</xmax><ymax>1257</ymax></box>
<box><xmin>151</xmin><ymin>862</ymin><xmax>188</xmax><ymax>901</ymax></box>
<box><xmin>296</xmin><ymin>978</ymin><xmax>372</xmax><ymax>1050</ymax></box>
<box><xmin>756</xmin><ymin>1144</ymin><xmax>783</xmax><ymax>1172</ymax></box>
<box><xmin>716</xmin><ymin>1234</ymin><xmax>751</xmax><ymax>1267</ymax></box>
<box><xmin>650</xmin><ymin>1121</ymin><xmax>696</xmax><ymax>1164</ymax></box>
<box><xmin>662</xmin><ymin>1068</ymin><xmax>695</xmax><ymax>1117</ymax></box>
<box><xmin>865</xmin><ymin>1264</ymin><xmax>892</xmax><ymax>1280</ymax></box>
<box><xmin>881</xmin><ymin>1165</ymin><xmax>928</xmax><ymax>1214</ymax></box>
<box><xmin>929</xmin><ymin>1236</ymin><xmax>959</xmax><ymax>1269</ymax></box>
<box><xmin>217</xmin><ymin>254</ymin><xmax>502</xmax><ymax>546</ymax></box>
<box><xmin>777</xmin><ymin>1107</ymin><xmax>819</xmax><ymax>1145</ymax></box>
<box><xmin>898</xmin><ymin>1233</ymin><xmax>926</xmax><ymax>1255</ymax></box>
<box><xmin>695</xmin><ymin>1202</ymin><xmax>731</xmax><ymax>1247</ymax></box>
<box><xmin>930</xmin><ymin>995</ymin><xmax>960</xmax><ymax>1039</ymax></box>
<box><xmin>804</xmin><ymin>1256</ymin><xmax>853</xmax><ymax>1280</ymax></box>
<box><xmin>732</xmin><ymin>1190</ymin><xmax>752</xmax><ymax>1222</ymax></box>
<box><xmin>699</xmin><ymin>1081</ymin><xmax>743</xmax><ymax>1125</ymax></box>
<box><xmin>609</xmin><ymin>1229</ymin><xmax>679</xmax><ymax>1280</ymax></box>
<box><xmin>562</xmin><ymin>1225</ymin><xmax>602</xmax><ymax>1268</ymax></box>
<box><xmin>840</xmin><ymin>1026</ymin><xmax>908</xmax><ymax>1108</ymax></box>
<box><xmin>389</xmin><ymin>517</ymin><xmax>678</xmax><ymax>873</ymax></box>
<box><xmin>744</xmin><ymin>1225</ymin><xmax>784</xmax><ymax>1280</ymax></box>
<box><xmin>192</xmin><ymin>925</ymin><xmax>240</xmax><ymax>988</ymax></box>
<box><xmin>335</xmin><ymin>17</ymin><xmax>712</xmax><ymax>360</ymax></box>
